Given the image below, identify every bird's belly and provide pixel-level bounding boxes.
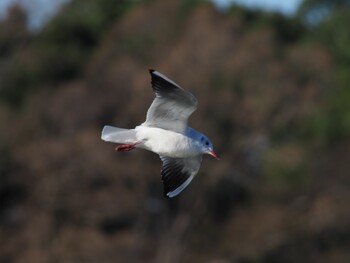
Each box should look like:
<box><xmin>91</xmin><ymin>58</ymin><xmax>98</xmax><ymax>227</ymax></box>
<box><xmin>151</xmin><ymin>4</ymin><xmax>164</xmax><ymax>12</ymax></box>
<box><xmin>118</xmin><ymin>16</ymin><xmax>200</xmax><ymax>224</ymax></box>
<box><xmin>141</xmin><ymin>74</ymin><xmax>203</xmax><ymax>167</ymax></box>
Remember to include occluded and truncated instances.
<box><xmin>135</xmin><ymin>126</ymin><xmax>198</xmax><ymax>158</ymax></box>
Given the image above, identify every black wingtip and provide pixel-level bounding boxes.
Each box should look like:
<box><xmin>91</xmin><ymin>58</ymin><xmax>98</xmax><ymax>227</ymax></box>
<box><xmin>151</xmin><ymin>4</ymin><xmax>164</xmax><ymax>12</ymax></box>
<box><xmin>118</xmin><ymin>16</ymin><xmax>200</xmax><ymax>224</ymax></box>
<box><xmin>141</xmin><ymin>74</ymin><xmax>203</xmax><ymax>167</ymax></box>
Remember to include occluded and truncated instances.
<box><xmin>149</xmin><ymin>69</ymin><xmax>155</xmax><ymax>74</ymax></box>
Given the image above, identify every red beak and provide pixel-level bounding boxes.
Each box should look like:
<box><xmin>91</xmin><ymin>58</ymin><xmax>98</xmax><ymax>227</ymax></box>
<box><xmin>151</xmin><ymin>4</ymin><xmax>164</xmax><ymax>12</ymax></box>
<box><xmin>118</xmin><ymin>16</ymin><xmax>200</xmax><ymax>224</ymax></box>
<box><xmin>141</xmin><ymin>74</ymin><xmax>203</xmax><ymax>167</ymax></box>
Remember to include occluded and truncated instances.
<box><xmin>209</xmin><ymin>150</ymin><xmax>219</xmax><ymax>160</ymax></box>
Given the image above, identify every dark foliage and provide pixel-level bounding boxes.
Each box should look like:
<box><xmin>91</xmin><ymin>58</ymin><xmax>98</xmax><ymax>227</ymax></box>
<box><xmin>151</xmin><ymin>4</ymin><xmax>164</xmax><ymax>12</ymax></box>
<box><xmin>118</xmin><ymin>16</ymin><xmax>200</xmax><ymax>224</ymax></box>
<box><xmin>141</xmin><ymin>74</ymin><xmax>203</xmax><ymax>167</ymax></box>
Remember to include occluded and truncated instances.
<box><xmin>0</xmin><ymin>0</ymin><xmax>349</xmax><ymax>262</ymax></box>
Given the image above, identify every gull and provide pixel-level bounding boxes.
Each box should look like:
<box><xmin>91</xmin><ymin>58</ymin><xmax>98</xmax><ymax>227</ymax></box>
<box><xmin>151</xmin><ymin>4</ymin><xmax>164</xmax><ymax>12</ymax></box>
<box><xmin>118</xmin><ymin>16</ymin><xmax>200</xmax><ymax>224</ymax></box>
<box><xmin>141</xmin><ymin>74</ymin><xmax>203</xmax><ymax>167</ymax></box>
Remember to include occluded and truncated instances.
<box><xmin>101</xmin><ymin>69</ymin><xmax>218</xmax><ymax>198</ymax></box>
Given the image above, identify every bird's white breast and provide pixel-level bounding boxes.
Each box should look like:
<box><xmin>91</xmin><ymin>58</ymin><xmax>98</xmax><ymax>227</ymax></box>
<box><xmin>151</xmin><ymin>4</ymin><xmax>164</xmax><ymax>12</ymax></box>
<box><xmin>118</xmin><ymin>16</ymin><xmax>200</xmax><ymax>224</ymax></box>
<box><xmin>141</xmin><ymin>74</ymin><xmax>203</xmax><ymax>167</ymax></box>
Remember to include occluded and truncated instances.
<box><xmin>135</xmin><ymin>126</ymin><xmax>200</xmax><ymax>158</ymax></box>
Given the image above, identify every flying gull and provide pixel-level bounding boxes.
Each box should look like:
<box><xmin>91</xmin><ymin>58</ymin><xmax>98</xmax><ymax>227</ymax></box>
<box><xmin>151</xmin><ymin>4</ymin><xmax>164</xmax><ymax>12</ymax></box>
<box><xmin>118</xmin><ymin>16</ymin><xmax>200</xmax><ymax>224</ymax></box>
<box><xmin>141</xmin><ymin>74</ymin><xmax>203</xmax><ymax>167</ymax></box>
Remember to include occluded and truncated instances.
<box><xmin>101</xmin><ymin>69</ymin><xmax>218</xmax><ymax>198</ymax></box>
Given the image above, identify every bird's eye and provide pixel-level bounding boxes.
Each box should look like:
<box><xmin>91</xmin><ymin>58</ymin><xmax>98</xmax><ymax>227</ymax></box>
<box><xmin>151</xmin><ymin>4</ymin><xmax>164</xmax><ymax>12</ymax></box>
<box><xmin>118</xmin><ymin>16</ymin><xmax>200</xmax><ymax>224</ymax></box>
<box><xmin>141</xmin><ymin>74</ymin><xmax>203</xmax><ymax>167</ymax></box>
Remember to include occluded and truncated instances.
<box><xmin>205</xmin><ymin>141</ymin><xmax>209</xmax><ymax>146</ymax></box>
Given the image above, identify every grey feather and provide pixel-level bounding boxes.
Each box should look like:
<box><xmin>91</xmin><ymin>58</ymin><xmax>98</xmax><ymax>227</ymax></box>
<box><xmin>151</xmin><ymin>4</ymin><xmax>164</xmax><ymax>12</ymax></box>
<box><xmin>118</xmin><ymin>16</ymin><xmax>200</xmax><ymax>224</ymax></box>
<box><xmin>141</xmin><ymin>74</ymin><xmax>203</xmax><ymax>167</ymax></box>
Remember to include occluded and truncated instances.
<box><xmin>142</xmin><ymin>70</ymin><xmax>197</xmax><ymax>134</ymax></box>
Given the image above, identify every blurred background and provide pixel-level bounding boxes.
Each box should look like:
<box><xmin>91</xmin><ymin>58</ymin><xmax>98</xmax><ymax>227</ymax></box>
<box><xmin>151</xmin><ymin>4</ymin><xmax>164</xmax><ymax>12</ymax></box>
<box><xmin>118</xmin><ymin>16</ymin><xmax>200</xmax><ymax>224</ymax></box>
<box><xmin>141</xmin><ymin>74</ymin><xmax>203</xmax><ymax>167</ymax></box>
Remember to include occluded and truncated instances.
<box><xmin>1</xmin><ymin>0</ymin><xmax>350</xmax><ymax>262</ymax></box>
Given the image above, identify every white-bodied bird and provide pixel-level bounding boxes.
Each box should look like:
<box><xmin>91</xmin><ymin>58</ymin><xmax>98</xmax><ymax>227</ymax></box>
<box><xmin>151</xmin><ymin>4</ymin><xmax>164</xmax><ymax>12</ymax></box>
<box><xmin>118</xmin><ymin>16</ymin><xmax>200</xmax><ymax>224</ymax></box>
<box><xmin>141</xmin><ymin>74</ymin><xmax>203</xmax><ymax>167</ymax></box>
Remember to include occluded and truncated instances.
<box><xmin>101</xmin><ymin>69</ymin><xmax>218</xmax><ymax>198</ymax></box>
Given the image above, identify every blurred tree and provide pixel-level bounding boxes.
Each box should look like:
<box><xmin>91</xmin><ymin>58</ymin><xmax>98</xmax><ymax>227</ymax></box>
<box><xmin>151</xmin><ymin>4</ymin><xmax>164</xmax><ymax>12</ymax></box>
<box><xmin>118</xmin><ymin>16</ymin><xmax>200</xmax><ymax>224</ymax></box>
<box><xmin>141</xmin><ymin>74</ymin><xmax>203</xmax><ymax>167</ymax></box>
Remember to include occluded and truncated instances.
<box><xmin>0</xmin><ymin>1</ymin><xmax>350</xmax><ymax>262</ymax></box>
<box><xmin>297</xmin><ymin>0</ymin><xmax>350</xmax><ymax>145</ymax></box>
<box><xmin>0</xmin><ymin>0</ymin><xmax>139</xmax><ymax>107</ymax></box>
<box><xmin>36</xmin><ymin>0</ymin><xmax>138</xmax><ymax>81</ymax></box>
<box><xmin>298</xmin><ymin>0</ymin><xmax>350</xmax><ymax>25</ymax></box>
<box><xmin>228</xmin><ymin>6</ymin><xmax>305</xmax><ymax>45</ymax></box>
<box><xmin>0</xmin><ymin>5</ymin><xmax>29</xmax><ymax>57</ymax></box>
<box><xmin>0</xmin><ymin>5</ymin><xmax>31</xmax><ymax>106</ymax></box>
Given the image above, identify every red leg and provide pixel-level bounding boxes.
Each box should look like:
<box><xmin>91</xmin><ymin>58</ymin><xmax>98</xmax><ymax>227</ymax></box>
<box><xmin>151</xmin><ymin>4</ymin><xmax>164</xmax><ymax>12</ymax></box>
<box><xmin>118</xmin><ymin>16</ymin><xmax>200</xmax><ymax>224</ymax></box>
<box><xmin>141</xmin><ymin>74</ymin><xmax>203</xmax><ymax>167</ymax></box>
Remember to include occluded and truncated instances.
<box><xmin>115</xmin><ymin>141</ymin><xmax>140</xmax><ymax>152</ymax></box>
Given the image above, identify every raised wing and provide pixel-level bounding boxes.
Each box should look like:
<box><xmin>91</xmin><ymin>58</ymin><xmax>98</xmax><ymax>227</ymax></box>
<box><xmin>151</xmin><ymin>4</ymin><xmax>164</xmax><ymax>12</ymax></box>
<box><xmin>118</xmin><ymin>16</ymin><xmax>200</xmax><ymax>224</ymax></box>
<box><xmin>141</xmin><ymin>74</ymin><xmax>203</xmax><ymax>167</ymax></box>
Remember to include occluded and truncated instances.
<box><xmin>142</xmin><ymin>70</ymin><xmax>197</xmax><ymax>134</ymax></box>
<box><xmin>160</xmin><ymin>156</ymin><xmax>202</xmax><ymax>198</ymax></box>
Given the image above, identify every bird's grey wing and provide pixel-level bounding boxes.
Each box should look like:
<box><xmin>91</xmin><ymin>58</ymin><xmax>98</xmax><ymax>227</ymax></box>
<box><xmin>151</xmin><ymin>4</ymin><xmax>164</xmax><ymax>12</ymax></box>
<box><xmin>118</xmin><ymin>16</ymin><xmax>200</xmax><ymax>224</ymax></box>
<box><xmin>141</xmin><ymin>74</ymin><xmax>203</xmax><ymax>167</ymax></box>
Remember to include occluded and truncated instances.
<box><xmin>142</xmin><ymin>70</ymin><xmax>198</xmax><ymax>134</ymax></box>
<box><xmin>160</xmin><ymin>155</ymin><xmax>202</xmax><ymax>198</ymax></box>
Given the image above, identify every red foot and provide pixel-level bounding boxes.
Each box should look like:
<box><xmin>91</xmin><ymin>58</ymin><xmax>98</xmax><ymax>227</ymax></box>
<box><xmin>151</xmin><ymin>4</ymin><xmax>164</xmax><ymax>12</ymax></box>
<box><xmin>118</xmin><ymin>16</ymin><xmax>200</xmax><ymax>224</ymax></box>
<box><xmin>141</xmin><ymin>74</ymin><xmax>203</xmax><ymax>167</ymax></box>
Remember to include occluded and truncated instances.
<box><xmin>115</xmin><ymin>142</ymin><xmax>139</xmax><ymax>151</ymax></box>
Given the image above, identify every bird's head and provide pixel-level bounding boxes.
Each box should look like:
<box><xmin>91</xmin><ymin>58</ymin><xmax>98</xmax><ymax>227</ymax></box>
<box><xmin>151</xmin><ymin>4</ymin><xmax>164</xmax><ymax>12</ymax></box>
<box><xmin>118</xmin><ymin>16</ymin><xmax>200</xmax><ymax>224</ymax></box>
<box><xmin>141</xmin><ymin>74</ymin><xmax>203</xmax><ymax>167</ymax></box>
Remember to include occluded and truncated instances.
<box><xmin>187</xmin><ymin>128</ymin><xmax>219</xmax><ymax>160</ymax></box>
<box><xmin>199</xmin><ymin>135</ymin><xmax>219</xmax><ymax>160</ymax></box>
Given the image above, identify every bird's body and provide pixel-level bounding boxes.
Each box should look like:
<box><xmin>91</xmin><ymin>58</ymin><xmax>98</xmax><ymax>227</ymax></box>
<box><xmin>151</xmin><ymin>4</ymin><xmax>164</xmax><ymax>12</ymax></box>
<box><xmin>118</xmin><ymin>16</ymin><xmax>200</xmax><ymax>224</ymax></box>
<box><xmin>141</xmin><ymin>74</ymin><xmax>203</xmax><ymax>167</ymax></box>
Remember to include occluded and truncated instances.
<box><xmin>101</xmin><ymin>70</ymin><xmax>218</xmax><ymax>198</ymax></box>
<box><xmin>135</xmin><ymin>126</ymin><xmax>202</xmax><ymax>158</ymax></box>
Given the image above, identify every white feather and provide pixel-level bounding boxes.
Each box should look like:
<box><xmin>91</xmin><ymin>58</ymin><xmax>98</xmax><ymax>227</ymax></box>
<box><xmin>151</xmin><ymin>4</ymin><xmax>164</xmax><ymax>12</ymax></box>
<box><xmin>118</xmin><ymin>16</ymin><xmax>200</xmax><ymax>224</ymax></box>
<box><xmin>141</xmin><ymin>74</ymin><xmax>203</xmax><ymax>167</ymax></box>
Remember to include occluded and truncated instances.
<box><xmin>101</xmin><ymin>125</ymin><xmax>137</xmax><ymax>144</ymax></box>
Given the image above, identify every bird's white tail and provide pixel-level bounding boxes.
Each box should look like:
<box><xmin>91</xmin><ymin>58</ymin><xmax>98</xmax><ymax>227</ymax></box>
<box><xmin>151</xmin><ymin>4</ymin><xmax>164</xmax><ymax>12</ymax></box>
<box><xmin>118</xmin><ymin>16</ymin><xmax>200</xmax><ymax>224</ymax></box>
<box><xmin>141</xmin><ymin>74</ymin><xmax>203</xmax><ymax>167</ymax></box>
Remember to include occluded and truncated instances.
<box><xmin>101</xmin><ymin>125</ymin><xmax>137</xmax><ymax>144</ymax></box>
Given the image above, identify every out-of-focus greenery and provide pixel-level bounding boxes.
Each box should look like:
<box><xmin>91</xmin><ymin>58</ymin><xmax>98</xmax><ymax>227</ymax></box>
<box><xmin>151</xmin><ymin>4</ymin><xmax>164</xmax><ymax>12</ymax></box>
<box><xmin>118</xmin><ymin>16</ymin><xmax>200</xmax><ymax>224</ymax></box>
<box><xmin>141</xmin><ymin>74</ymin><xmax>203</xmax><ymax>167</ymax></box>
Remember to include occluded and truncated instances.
<box><xmin>228</xmin><ymin>7</ymin><xmax>306</xmax><ymax>45</ymax></box>
<box><xmin>1</xmin><ymin>1</ymin><xmax>350</xmax><ymax>262</ymax></box>
<box><xmin>262</xmin><ymin>143</ymin><xmax>309</xmax><ymax>187</ymax></box>
<box><xmin>224</xmin><ymin>0</ymin><xmax>350</xmax><ymax>185</ymax></box>
<box><xmin>296</xmin><ymin>0</ymin><xmax>350</xmax><ymax>146</ymax></box>
<box><xmin>0</xmin><ymin>0</ymin><xmax>138</xmax><ymax>107</ymax></box>
<box><xmin>36</xmin><ymin>0</ymin><xmax>138</xmax><ymax>79</ymax></box>
<box><xmin>0</xmin><ymin>0</ymin><xmax>347</xmax><ymax>191</ymax></box>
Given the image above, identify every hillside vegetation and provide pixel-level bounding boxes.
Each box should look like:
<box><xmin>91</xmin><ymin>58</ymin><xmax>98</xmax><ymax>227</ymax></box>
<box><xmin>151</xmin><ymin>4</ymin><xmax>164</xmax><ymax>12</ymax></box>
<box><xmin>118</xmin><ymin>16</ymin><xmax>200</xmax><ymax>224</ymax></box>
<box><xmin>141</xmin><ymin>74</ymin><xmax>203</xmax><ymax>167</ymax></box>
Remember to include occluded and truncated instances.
<box><xmin>0</xmin><ymin>0</ymin><xmax>349</xmax><ymax>262</ymax></box>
